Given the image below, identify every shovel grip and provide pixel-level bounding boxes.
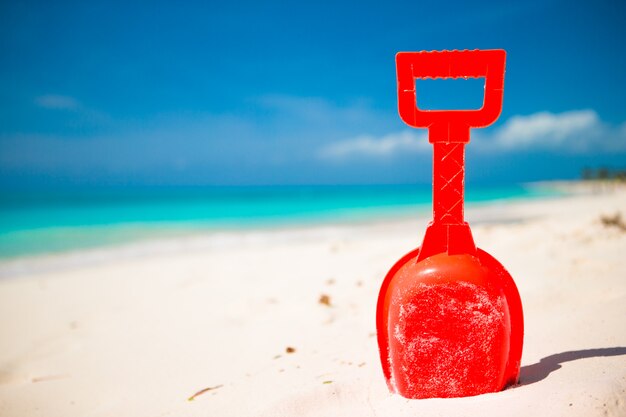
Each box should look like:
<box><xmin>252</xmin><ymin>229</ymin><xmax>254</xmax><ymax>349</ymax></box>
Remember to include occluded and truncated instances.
<box><xmin>396</xmin><ymin>49</ymin><xmax>506</xmax><ymax>143</ymax></box>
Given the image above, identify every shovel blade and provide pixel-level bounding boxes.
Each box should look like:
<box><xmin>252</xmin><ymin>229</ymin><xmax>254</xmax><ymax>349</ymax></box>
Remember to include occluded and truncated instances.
<box><xmin>376</xmin><ymin>249</ymin><xmax>523</xmax><ymax>398</ymax></box>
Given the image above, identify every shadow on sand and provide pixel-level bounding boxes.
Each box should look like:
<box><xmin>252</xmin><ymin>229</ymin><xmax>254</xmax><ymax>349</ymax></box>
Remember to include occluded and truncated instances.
<box><xmin>519</xmin><ymin>347</ymin><xmax>626</xmax><ymax>385</ymax></box>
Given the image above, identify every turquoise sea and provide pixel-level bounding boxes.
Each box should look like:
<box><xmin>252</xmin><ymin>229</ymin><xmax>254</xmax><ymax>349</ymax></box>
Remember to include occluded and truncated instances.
<box><xmin>0</xmin><ymin>184</ymin><xmax>563</xmax><ymax>259</ymax></box>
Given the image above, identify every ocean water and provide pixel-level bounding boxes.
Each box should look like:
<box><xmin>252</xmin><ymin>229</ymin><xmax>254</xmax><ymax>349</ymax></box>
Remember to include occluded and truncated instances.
<box><xmin>0</xmin><ymin>184</ymin><xmax>562</xmax><ymax>259</ymax></box>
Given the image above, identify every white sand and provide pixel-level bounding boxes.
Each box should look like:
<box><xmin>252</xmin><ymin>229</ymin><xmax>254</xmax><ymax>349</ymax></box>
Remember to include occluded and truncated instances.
<box><xmin>0</xmin><ymin>186</ymin><xmax>625</xmax><ymax>416</ymax></box>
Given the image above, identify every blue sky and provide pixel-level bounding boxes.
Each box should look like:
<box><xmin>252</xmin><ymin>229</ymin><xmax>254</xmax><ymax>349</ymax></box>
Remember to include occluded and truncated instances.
<box><xmin>1</xmin><ymin>0</ymin><xmax>625</xmax><ymax>187</ymax></box>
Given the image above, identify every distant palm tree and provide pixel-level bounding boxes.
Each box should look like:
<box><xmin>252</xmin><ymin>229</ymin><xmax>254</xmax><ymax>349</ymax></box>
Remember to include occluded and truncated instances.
<box><xmin>597</xmin><ymin>167</ymin><xmax>609</xmax><ymax>181</ymax></box>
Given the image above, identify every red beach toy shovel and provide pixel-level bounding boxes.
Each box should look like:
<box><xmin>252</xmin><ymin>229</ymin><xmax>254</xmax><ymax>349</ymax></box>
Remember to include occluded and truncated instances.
<box><xmin>376</xmin><ymin>49</ymin><xmax>524</xmax><ymax>398</ymax></box>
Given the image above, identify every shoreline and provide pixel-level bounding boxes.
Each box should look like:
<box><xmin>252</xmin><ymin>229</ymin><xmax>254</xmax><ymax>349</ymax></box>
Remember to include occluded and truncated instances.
<box><xmin>0</xmin><ymin>180</ymin><xmax>619</xmax><ymax>280</ymax></box>
<box><xmin>0</xmin><ymin>184</ymin><xmax>580</xmax><ymax>279</ymax></box>
<box><xmin>0</xmin><ymin>181</ymin><xmax>576</xmax><ymax>265</ymax></box>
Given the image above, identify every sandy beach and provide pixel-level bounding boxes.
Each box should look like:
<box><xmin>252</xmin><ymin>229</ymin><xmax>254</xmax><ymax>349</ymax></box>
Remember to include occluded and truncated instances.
<box><xmin>0</xmin><ymin>185</ymin><xmax>625</xmax><ymax>417</ymax></box>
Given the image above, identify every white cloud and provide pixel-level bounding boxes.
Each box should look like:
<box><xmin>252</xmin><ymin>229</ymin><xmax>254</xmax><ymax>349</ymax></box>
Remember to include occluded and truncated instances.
<box><xmin>319</xmin><ymin>109</ymin><xmax>626</xmax><ymax>160</ymax></box>
<box><xmin>490</xmin><ymin>109</ymin><xmax>599</xmax><ymax>150</ymax></box>
<box><xmin>483</xmin><ymin>109</ymin><xmax>626</xmax><ymax>153</ymax></box>
<box><xmin>253</xmin><ymin>94</ymin><xmax>391</xmax><ymax>132</ymax></box>
<box><xmin>33</xmin><ymin>94</ymin><xmax>114</xmax><ymax>127</ymax></box>
<box><xmin>319</xmin><ymin>130</ymin><xmax>429</xmax><ymax>159</ymax></box>
<box><xmin>35</xmin><ymin>94</ymin><xmax>80</xmax><ymax>110</ymax></box>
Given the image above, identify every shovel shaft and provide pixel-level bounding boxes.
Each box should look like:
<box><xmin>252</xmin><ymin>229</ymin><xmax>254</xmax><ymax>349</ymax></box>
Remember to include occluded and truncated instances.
<box><xmin>415</xmin><ymin>142</ymin><xmax>474</xmax><ymax>261</ymax></box>
<box><xmin>433</xmin><ymin>142</ymin><xmax>465</xmax><ymax>225</ymax></box>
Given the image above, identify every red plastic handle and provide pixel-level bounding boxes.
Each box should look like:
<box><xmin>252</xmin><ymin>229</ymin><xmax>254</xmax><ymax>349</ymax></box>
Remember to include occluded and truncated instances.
<box><xmin>396</xmin><ymin>49</ymin><xmax>507</xmax><ymax>260</ymax></box>
<box><xmin>396</xmin><ymin>49</ymin><xmax>506</xmax><ymax>143</ymax></box>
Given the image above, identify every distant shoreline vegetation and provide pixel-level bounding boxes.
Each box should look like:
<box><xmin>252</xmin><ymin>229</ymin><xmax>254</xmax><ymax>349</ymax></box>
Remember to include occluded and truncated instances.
<box><xmin>581</xmin><ymin>167</ymin><xmax>626</xmax><ymax>182</ymax></box>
